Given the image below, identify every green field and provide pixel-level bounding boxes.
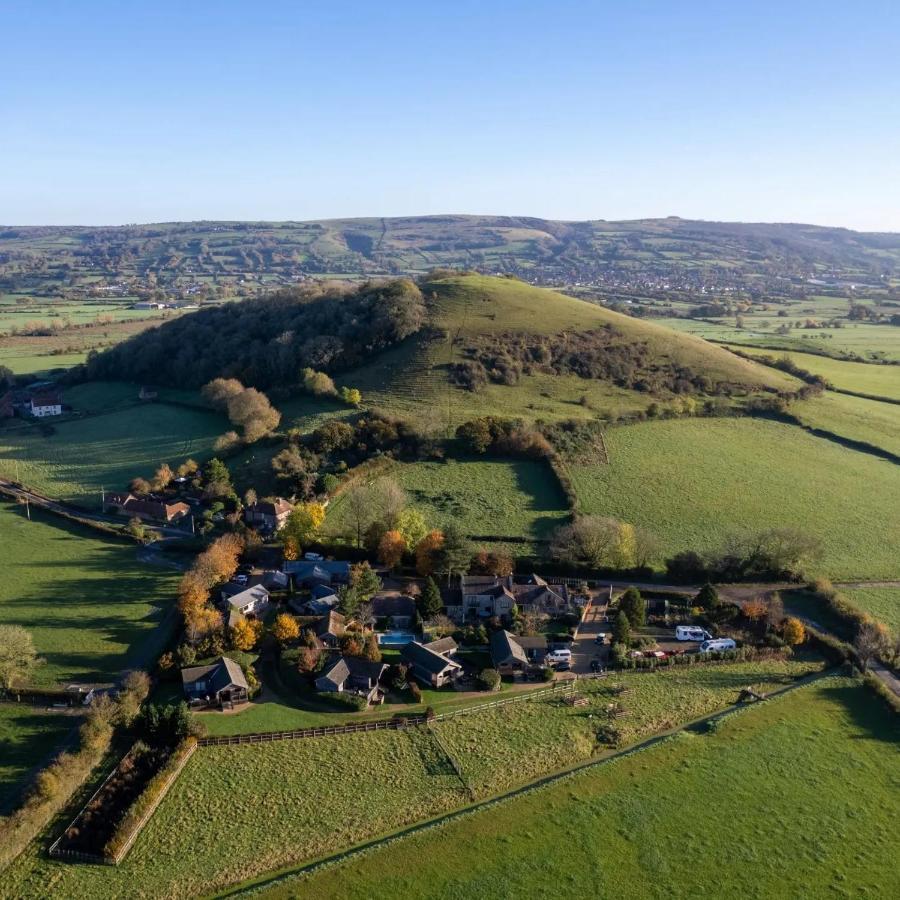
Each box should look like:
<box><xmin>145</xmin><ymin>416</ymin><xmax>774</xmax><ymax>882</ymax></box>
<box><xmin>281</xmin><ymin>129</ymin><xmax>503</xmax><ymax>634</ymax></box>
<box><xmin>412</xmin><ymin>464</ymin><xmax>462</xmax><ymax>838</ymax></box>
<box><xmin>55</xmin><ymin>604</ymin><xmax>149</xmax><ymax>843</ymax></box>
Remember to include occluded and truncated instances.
<box><xmin>727</xmin><ymin>345</ymin><xmax>900</xmax><ymax>400</ymax></box>
<box><xmin>327</xmin><ymin>457</ymin><xmax>569</xmax><ymax>545</ymax></box>
<box><xmin>569</xmin><ymin>418</ymin><xmax>900</xmax><ymax>580</ymax></box>
<box><xmin>267</xmin><ymin>678</ymin><xmax>900</xmax><ymax>900</ymax></box>
<box><xmin>0</xmin><ymin>393</ymin><xmax>225</xmax><ymax>507</ymax></box>
<box><xmin>0</xmin><ymin>504</ymin><xmax>179</xmax><ymax>685</ymax></box>
<box><xmin>0</xmin><ymin>658</ymin><xmax>820</xmax><ymax>897</ymax></box>
<box><xmin>661</xmin><ymin>317</ymin><xmax>900</xmax><ymax>362</ymax></box>
<box><xmin>840</xmin><ymin>587</ymin><xmax>900</xmax><ymax>634</ymax></box>
<box><xmin>432</xmin><ymin>657</ymin><xmax>822</xmax><ymax>796</ymax></box>
<box><xmin>1</xmin><ymin>727</ymin><xmax>468</xmax><ymax>899</ymax></box>
<box><xmin>791</xmin><ymin>392</ymin><xmax>900</xmax><ymax>458</ymax></box>
<box><xmin>0</xmin><ymin>706</ymin><xmax>77</xmax><ymax>817</ymax></box>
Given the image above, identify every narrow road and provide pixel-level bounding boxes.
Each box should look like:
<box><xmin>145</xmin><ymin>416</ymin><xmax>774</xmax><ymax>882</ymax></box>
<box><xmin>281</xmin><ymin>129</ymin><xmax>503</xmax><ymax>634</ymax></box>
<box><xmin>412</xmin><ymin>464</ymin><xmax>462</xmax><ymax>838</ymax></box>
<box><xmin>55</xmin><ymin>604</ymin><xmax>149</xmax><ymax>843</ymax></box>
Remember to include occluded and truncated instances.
<box><xmin>0</xmin><ymin>478</ymin><xmax>193</xmax><ymax>539</ymax></box>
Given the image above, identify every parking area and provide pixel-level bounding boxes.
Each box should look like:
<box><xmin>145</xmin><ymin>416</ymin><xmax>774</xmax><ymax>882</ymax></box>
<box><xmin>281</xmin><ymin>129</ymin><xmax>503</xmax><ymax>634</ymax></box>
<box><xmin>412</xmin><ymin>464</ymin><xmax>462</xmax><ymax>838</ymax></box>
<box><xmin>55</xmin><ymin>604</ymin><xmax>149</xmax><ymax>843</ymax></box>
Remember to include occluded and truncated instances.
<box><xmin>570</xmin><ymin>593</ymin><xmax>611</xmax><ymax>674</ymax></box>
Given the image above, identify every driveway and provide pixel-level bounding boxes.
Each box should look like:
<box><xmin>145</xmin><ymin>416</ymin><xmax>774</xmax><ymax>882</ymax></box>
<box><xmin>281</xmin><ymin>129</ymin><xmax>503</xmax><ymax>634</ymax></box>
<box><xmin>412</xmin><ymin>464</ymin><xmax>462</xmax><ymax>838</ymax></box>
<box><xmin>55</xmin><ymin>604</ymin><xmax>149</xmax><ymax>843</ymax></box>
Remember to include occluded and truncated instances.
<box><xmin>570</xmin><ymin>593</ymin><xmax>612</xmax><ymax>674</ymax></box>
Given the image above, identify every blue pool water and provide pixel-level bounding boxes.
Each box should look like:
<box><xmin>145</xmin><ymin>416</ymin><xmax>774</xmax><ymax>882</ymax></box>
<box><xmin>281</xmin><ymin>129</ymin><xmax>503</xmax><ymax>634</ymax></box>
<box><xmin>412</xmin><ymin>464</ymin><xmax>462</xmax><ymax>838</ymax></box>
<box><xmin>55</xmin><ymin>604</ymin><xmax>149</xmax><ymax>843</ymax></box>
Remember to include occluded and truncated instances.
<box><xmin>377</xmin><ymin>631</ymin><xmax>418</xmax><ymax>647</ymax></box>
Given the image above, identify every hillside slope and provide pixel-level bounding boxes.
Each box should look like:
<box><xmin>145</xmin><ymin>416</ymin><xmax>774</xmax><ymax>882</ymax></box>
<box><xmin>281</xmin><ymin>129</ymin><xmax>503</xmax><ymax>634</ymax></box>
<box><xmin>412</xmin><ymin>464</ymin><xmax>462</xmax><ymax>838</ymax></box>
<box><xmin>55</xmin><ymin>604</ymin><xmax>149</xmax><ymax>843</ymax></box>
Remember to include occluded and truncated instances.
<box><xmin>338</xmin><ymin>274</ymin><xmax>795</xmax><ymax>425</ymax></box>
<box><xmin>81</xmin><ymin>273</ymin><xmax>795</xmax><ymax>427</ymax></box>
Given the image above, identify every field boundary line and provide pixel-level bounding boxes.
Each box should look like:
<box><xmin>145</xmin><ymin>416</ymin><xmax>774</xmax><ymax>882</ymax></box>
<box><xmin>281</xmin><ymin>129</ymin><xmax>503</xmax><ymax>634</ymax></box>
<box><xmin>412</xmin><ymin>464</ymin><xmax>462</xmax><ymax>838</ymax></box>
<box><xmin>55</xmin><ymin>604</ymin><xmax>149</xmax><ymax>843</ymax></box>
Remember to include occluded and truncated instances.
<box><xmin>217</xmin><ymin>669</ymin><xmax>836</xmax><ymax>899</ymax></box>
<box><xmin>105</xmin><ymin>741</ymin><xmax>197</xmax><ymax>864</ymax></box>
<box><xmin>197</xmin><ymin>716</ymin><xmax>427</xmax><ymax>746</ymax></box>
<box><xmin>426</xmin><ymin>723</ymin><xmax>475</xmax><ymax>801</ymax></box>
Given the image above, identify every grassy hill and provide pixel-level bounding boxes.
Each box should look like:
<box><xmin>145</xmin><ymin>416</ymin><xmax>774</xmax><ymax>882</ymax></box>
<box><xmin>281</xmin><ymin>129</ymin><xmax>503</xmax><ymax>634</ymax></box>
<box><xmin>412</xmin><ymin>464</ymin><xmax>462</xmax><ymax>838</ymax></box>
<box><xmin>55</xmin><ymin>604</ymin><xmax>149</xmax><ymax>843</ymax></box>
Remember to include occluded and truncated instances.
<box><xmin>345</xmin><ymin>274</ymin><xmax>794</xmax><ymax>425</ymax></box>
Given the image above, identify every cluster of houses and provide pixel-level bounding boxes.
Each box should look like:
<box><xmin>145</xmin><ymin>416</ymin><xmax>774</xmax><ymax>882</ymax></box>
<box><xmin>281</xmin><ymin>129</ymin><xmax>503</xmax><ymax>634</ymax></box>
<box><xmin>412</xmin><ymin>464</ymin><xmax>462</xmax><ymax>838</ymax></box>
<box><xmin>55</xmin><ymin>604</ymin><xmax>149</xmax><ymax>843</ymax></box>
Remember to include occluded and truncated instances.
<box><xmin>101</xmin><ymin>490</ymin><xmax>298</xmax><ymax>532</ymax></box>
<box><xmin>181</xmin><ymin>566</ymin><xmax>578</xmax><ymax>711</ymax></box>
<box><xmin>0</xmin><ymin>386</ymin><xmax>63</xmax><ymax>419</ymax></box>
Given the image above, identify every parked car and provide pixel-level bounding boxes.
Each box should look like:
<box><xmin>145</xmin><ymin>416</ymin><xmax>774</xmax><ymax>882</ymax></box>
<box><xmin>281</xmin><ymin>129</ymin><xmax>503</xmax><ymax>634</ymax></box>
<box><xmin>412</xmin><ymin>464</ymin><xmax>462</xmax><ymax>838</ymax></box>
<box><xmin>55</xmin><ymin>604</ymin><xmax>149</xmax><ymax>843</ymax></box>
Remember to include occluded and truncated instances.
<box><xmin>556</xmin><ymin>662</ymin><xmax>571</xmax><ymax>672</ymax></box>
<box><xmin>232</xmin><ymin>574</ymin><xmax>248</xmax><ymax>586</ymax></box>
<box><xmin>545</xmin><ymin>649</ymin><xmax>572</xmax><ymax>666</ymax></box>
<box><xmin>594</xmin><ymin>633</ymin><xmax>607</xmax><ymax>645</ymax></box>
<box><xmin>590</xmin><ymin>659</ymin><xmax>603</xmax><ymax>673</ymax></box>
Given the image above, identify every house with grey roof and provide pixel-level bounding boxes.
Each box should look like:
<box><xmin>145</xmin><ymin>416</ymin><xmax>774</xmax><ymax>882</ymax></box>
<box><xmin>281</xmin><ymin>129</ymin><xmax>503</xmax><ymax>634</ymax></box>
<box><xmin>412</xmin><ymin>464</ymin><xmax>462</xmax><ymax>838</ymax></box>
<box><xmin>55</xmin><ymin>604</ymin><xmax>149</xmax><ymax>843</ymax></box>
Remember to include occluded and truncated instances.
<box><xmin>448</xmin><ymin>574</ymin><xmax>572</xmax><ymax>623</ymax></box>
<box><xmin>314</xmin><ymin>611</ymin><xmax>347</xmax><ymax>647</ymax></box>
<box><xmin>283</xmin><ymin>560</ymin><xmax>351</xmax><ymax>589</ymax></box>
<box><xmin>220</xmin><ymin>584</ymin><xmax>270</xmax><ymax>622</ymax></box>
<box><xmin>371</xmin><ymin>594</ymin><xmax>417</xmax><ymax>628</ymax></box>
<box><xmin>315</xmin><ymin>655</ymin><xmax>387</xmax><ymax>703</ymax></box>
<box><xmin>181</xmin><ymin>656</ymin><xmax>249</xmax><ymax>709</ymax></box>
<box><xmin>490</xmin><ymin>630</ymin><xmax>530</xmax><ymax>673</ymax></box>
<box><xmin>422</xmin><ymin>636</ymin><xmax>458</xmax><ymax>657</ymax></box>
<box><xmin>401</xmin><ymin>640</ymin><xmax>462</xmax><ymax>688</ymax></box>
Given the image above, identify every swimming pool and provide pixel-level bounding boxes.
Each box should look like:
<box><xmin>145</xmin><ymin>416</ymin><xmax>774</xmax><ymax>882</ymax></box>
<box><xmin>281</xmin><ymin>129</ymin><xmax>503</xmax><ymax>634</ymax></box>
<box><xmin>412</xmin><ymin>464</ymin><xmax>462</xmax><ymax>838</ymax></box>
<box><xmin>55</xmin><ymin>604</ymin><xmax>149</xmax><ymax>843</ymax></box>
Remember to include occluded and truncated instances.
<box><xmin>376</xmin><ymin>631</ymin><xmax>418</xmax><ymax>647</ymax></box>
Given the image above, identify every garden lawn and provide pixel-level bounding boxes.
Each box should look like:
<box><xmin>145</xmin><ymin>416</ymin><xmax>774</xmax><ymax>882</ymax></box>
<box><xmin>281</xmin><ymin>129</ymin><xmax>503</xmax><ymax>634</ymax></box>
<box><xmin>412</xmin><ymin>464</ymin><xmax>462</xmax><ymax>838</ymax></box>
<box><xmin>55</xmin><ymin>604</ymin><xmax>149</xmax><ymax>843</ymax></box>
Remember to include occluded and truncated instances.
<box><xmin>570</xmin><ymin>418</ymin><xmax>900</xmax><ymax>580</ymax></box>
<box><xmin>0</xmin><ymin>706</ymin><xmax>77</xmax><ymax>817</ymax></box>
<box><xmin>264</xmin><ymin>677</ymin><xmax>900</xmax><ymax>900</ymax></box>
<box><xmin>0</xmin><ymin>400</ymin><xmax>225</xmax><ymax>507</ymax></box>
<box><xmin>0</xmin><ymin>728</ymin><xmax>468</xmax><ymax>899</ymax></box>
<box><xmin>0</xmin><ymin>503</ymin><xmax>180</xmax><ymax>685</ymax></box>
<box><xmin>327</xmin><ymin>457</ymin><xmax>570</xmax><ymax>544</ymax></box>
<box><xmin>432</xmin><ymin>656</ymin><xmax>822</xmax><ymax>796</ymax></box>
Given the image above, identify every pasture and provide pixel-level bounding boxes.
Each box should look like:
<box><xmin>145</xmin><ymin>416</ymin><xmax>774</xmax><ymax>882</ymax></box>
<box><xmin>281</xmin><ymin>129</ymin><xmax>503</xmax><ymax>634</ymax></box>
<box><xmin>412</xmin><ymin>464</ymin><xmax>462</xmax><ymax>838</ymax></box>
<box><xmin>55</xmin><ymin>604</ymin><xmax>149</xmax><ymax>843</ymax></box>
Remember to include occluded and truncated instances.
<box><xmin>791</xmin><ymin>392</ymin><xmax>900</xmax><ymax>458</ymax></box>
<box><xmin>728</xmin><ymin>345</ymin><xmax>900</xmax><ymax>401</ymax></box>
<box><xmin>326</xmin><ymin>457</ymin><xmax>570</xmax><ymax>546</ymax></box>
<box><xmin>660</xmin><ymin>317</ymin><xmax>900</xmax><ymax>361</ymax></box>
<box><xmin>840</xmin><ymin>586</ymin><xmax>900</xmax><ymax>634</ymax></box>
<box><xmin>431</xmin><ymin>656</ymin><xmax>822</xmax><ymax>796</ymax></box>
<box><xmin>0</xmin><ymin>706</ymin><xmax>77</xmax><ymax>817</ymax></box>
<box><xmin>270</xmin><ymin>678</ymin><xmax>899</xmax><ymax>900</ymax></box>
<box><xmin>0</xmin><ymin>503</ymin><xmax>179</xmax><ymax>685</ymax></box>
<box><xmin>569</xmin><ymin>418</ymin><xmax>900</xmax><ymax>580</ymax></box>
<box><xmin>0</xmin><ymin>394</ymin><xmax>225</xmax><ymax>507</ymax></box>
<box><xmin>0</xmin><ymin>727</ymin><xmax>469</xmax><ymax>899</ymax></box>
<box><xmin>0</xmin><ymin>658</ymin><xmax>819</xmax><ymax>897</ymax></box>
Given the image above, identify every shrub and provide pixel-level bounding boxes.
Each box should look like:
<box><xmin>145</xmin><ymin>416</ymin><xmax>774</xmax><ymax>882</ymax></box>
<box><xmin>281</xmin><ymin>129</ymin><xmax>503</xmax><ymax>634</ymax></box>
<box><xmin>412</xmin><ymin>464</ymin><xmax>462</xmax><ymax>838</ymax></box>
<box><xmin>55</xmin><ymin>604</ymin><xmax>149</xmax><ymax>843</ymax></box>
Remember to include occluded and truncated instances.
<box><xmin>542</xmin><ymin>666</ymin><xmax>555</xmax><ymax>682</ymax></box>
<box><xmin>478</xmin><ymin>668</ymin><xmax>501</xmax><ymax>691</ymax></box>
<box><xmin>408</xmin><ymin>681</ymin><xmax>422</xmax><ymax>702</ymax></box>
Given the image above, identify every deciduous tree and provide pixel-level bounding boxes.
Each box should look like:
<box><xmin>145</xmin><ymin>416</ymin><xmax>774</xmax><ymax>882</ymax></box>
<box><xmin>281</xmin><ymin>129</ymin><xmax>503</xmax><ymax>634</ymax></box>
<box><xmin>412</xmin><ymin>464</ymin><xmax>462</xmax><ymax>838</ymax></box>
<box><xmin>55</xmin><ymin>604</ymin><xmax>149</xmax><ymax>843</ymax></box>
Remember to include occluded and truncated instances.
<box><xmin>230</xmin><ymin>618</ymin><xmax>263</xmax><ymax>651</ymax></box>
<box><xmin>0</xmin><ymin>625</ymin><xmax>40</xmax><ymax>689</ymax></box>
<box><xmin>272</xmin><ymin>613</ymin><xmax>300</xmax><ymax>645</ymax></box>
<box><xmin>415</xmin><ymin>530</ymin><xmax>444</xmax><ymax>576</ymax></box>
<box><xmin>378</xmin><ymin>529</ymin><xmax>406</xmax><ymax>569</ymax></box>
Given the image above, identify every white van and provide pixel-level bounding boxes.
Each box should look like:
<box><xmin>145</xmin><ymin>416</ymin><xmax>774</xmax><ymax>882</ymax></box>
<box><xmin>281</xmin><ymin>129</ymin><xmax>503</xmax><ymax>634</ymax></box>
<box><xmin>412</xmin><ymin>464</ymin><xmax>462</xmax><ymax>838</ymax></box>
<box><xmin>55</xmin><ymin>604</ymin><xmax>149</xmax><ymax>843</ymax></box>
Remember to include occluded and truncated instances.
<box><xmin>675</xmin><ymin>626</ymin><xmax>711</xmax><ymax>642</ymax></box>
<box><xmin>699</xmin><ymin>638</ymin><xmax>736</xmax><ymax>653</ymax></box>
<box><xmin>545</xmin><ymin>649</ymin><xmax>572</xmax><ymax>665</ymax></box>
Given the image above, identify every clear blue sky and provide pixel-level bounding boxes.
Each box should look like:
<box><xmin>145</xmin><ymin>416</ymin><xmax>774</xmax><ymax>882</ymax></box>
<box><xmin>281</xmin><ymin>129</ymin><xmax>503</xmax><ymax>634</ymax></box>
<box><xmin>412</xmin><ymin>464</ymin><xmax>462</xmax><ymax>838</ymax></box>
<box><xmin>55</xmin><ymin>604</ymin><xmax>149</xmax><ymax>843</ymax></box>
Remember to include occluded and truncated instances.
<box><xmin>2</xmin><ymin>0</ymin><xmax>899</xmax><ymax>229</ymax></box>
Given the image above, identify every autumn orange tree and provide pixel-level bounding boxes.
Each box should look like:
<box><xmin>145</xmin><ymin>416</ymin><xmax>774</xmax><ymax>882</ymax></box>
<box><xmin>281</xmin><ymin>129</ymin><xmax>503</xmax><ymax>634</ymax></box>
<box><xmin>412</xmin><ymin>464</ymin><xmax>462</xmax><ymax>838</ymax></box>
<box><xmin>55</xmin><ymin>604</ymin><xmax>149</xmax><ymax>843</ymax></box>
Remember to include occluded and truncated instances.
<box><xmin>178</xmin><ymin>533</ymin><xmax>245</xmax><ymax>644</ymax></box>
<box><xmin>378</xmin><ymin>529</ymin><xmax>406</xmax><ymax>569</ymax></box>
<box><xmin>415</xmin><ymin>529</ymin><xmax>444</xmax><ymax>576</ymax></box>
<box><xmin>272</xmin><ymin>613</ymin><xmax>300</xmax><ymax>645</ymax></box>
<box><xmin>782</xmin><ymin>617</ymin><xmax>806</xmax><ymax>646</ymax></box>
<box><xmin>230</xmin><ymin>618</ymin><xmax>264</xmax><ymax>651</ymax></box>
